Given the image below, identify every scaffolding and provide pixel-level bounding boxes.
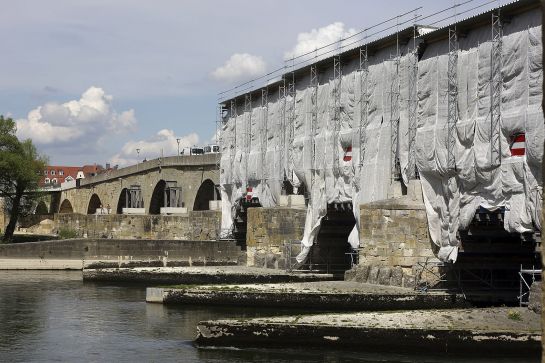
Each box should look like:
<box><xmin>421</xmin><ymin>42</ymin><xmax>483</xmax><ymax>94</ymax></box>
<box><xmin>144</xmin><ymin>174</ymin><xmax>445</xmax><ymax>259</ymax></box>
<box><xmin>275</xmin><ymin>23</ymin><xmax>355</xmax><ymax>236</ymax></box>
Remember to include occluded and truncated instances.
<box><xmin>229</xmin><ymin>100</ymin><xmax>237</xmax><ymax>182</ymax></box>
<box><xmin>279</xmin><ymin>78</ymin><xmax>287</xmax><ymax>184</ymax></box>
<box><xmin>447</xmin><ymin>26</ymin><xmax>459</xmax><ymax>173</ymax></box>
<box><xmin>390</xmin><ymin>57</ymin><xmax>401</xmax><ymax>181</ymax></box>
<box><xmin>490</xmin><ymin>9</ymin><xmax>502</xmax><ymax>167</ymax></box>
<box><xmin>358</xmin><ymin>47</ymin><xmax>369</xmax><ymax>169</ymax></box>
<box><xmin>287</xmin><ymin>73</ymin><xmax>296</xmax><ymax>183</ymax></box>
<box><xmin>407</xmin><ymin>26</ymin><xmax>419</xmax><ymax>180</ymax></box>
<box><xmin>310</xmin><ymin>64</ymin><xmax>319</xmax><ymax>187</ymax></box>
<box><xmin>333</xmin><ymin>56</ymin><xmax>342</xmax><ymax>174</ymax></box>
<box><xmin>261</xmin><ymin>88</ymin><xmax>268</xmax><ymax>183</ymax></box>
<box><xmin>244</xmin><ymin>93</ymin><xmax>252</xmax><ymax>185</ymax></box>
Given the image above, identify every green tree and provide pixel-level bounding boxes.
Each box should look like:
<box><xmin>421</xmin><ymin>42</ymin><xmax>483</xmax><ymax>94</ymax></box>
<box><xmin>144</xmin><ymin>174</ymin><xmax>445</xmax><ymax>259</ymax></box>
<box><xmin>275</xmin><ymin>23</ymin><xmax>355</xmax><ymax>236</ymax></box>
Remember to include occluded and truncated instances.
<box><xmin>0</xmin><ymin>115</ymin><xmax>47</xmax><ymax>242</ymax></box>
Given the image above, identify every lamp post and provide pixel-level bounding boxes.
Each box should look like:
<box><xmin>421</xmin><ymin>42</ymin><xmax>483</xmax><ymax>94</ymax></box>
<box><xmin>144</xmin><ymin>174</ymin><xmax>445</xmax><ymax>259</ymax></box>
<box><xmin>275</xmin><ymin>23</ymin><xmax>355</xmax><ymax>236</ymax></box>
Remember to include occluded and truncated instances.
<box><xmin>176</xmin><ymin>138</ymin><xmax>181</xmax><ymax>156</ymax></box>
<box><xmin>136</xmin><ymin>148</ymin><xmax>140</xmax><ymax>172</ymax></box>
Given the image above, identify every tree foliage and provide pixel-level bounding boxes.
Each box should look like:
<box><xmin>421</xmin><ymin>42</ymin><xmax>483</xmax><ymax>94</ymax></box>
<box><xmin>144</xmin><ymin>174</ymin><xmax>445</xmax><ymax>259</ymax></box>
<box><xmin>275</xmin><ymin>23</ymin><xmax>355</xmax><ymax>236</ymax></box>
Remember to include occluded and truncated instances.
<box><xmin>0</xmin><ymin>115</ymin><xmax>47</xmax><ymax>242</ymax></box>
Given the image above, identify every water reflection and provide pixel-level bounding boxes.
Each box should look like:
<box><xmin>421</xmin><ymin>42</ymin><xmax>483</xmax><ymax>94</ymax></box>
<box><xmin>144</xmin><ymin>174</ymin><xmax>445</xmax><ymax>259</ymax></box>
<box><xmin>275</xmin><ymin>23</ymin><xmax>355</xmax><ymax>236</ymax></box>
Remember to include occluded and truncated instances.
<box><xmin>0</xmin><ymin>271</ymin><xmax>538</xmax><ymax>363</ymax></box>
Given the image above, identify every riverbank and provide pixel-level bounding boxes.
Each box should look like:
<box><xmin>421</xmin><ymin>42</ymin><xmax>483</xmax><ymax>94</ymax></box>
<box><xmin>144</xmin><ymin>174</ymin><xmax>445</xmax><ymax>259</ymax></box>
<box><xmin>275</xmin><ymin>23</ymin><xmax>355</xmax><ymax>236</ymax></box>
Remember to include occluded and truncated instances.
<box><xmin>84</xmin><ymin>266</ymin><xmax>335</xmax><ymax>285</ymax></box>
<box><xmin>147</xmin><ymin>281</ymin><xmax>467</xmax><ymax>310</ymax></box>
<box><xmin>195</xmin><ymin>307</ymin><xmax>541</xmax><ymax>356</ymax></box>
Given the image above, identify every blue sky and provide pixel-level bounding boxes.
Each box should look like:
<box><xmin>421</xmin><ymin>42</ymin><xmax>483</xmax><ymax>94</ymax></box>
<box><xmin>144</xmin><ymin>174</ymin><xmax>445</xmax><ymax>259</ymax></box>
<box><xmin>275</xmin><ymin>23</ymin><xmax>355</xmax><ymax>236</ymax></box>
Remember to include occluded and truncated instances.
<box><xmin>0</xmin><ymin>0</ymin><xmax>497</xmax><ymax>166</ymax></box>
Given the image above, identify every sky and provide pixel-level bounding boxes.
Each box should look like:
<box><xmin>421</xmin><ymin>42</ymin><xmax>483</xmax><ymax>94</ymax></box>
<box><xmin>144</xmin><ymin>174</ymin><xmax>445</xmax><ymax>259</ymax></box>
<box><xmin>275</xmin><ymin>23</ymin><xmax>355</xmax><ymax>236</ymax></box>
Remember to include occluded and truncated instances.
<box><xmin>0</xmin><ymin>0</ymin><xmax>498</xmax><ymax>167</ymax></box>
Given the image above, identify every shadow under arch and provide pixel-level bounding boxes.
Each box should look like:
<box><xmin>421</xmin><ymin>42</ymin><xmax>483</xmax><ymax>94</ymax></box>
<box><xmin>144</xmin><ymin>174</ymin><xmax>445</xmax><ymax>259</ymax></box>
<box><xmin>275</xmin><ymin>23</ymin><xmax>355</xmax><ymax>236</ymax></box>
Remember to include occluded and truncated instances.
<box><xmin>117</xmin><ymin>188</ymin><xmax>128</xmax><ymax>214</ymax></box>
<box><xmin>58</xmin><ymin>199</ymin><xmax>73</xmax><ymax>214</ymax></box>
<box><xmin>193</xmin><ymin>179</ymin><xmax>220</xmax><ymax>211</ymax></box>
<box><xmin>149</xmin><ymin>180</ymin><xmax>166</xmax><ymax>215</ymax></box>
<box><xmin>87</xmin><ymin>194</ymin><xmax>102</xmax><ymax>215</ymax></box>
<box><xmin>35</xmin><ymin>200</ymin><xmax>48</xmax><ymax>215</ymax></box>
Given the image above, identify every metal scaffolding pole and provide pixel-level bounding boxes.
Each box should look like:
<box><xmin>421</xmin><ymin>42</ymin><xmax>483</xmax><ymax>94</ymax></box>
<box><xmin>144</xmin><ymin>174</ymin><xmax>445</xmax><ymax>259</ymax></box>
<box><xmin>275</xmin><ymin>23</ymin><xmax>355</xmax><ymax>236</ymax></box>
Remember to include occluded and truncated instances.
<box><xmin>310</xmin><ymin>64</ymin><xmax>318</xmax><ymax>187</ymax></box>
<box><xmin>260</xmin><ymin>88</ymin><xmax>268</xmax><ymax>184</ymax></box>
<box><xmin>216</xmin><ymin>102</ymin><xmax>227</xmax><ymax>183</ymax></box>
<box><xmin>408</xmin><ymin>26</ymin><xmax>419</xmax><ymax>180</ymax></box>
<box><xmin>447</xmin><ymin>26</ymin><xmax>459</xmax><ymax>173</ymax></box>
<box><xmin>359</xmin><ymin>47</ymin><xmax>369</xmax><ymax>168</ymax></box>
<box><xmin>390</xmin><ymin>59</ymin><xmax>401</xmax><ymax>181</ymax></box>
<box><xmin>333</xmin><ymin>56</ymin><xmax>342</xmax><ymax>174</ymax></box>
<box><xmin>244</xmin><ymin>93</ymin><xmax>252</xmax><ymax>185</ymax></box>
<box><xmin>230</xmin><ymin>99</ymin><xmax>237</xmax><ymax>183</ymax></box>
<box><xmin>279</xmin><ymin>79</ymin><xmax>287</xmax><ymax>182</ymax></box>
<box><xmin>287</xmin><ymin>72</ymin><xmax>296</xmax><ymax>181</ymax></box>
<box><xmin>490</xmin><ymin>9</ymin><xmax>502</xmax><ymax>167</ymax></box>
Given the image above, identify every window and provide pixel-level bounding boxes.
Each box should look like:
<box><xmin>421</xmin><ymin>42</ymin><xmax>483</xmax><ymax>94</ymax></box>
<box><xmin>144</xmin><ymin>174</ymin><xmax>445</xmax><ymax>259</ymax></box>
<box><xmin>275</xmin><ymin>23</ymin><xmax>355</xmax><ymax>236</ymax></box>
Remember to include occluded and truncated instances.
<box><xmin>59</xmin><ymin>170</ymin><xmax>64</xmax><ymax>176</ymax></box>
<box><xmin>51</xmin><ymin>178</ymin><xmax>58</xmax><ymax>184</ymax></box>
<box><xmin>50</xmin><ymin>170</ymin><xmax>56</xmax><ymax>175</ymax></box>
<box><xmin>44</xmin><ymin>170</ymin><xmax>48</xmax><ymax>175</ymax></box>
<box><xmin>65</xmin><ymin>176</ymin><xmax>74</xmax><ymax>182</ymax></box>
<box><xmin>44</xmin><ymin>178</ymin><xmax>50</xmax><ymax>184</ymax></box>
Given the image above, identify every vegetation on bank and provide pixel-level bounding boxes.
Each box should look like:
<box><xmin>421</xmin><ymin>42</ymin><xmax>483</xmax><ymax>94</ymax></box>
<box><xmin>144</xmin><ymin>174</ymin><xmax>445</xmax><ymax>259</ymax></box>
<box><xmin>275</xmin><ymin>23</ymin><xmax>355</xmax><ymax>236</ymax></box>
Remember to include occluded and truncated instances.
<box><xmin>58</xmin><ymin>228</ymin><xmax>79</xmax><ymax>240</ymax></box>
<box><xmin>0</xmin><ymin>115</ymin><xmax>48</xmax><ymax>242</ymax></box>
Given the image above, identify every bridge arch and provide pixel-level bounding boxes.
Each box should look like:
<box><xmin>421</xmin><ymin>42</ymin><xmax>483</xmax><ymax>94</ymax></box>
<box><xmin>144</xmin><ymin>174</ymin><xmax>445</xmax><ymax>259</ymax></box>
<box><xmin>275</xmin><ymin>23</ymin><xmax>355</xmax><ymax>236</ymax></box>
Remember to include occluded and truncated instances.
<box><xmin>193</xmin><ymin>179</ymin><xmax>220</xmax><ymax>211</ymax></box>
<box><xmin>59</xmin><ymin>199</ymin><xmax>74</xmax><ymax>214</ymax></box>
<box><xmin>117</xmin><ymin>188</ymin><xmax>128</xmax><ymax>214</ymax></box>
<box><xmin>149</xmin><ymin>180</ymin><xmax>166</xmax><ymax>215</ymax></box>
<box><xmin>35</xmin><ymin>200</ymin><xmax>49</xmax><ymax>215</ymax></box>
<box><xmin>87</xmin><ymin>194</ymin><xmax>103</xmax><ymax>214</ymax></box>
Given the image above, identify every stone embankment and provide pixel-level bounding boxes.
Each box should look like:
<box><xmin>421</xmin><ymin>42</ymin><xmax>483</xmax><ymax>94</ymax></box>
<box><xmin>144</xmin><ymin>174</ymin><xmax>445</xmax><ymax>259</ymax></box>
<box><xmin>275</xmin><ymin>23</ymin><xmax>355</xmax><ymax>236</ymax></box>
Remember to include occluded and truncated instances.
<box><xmin>195</xmin><ymin>308</ymin><xmax>541</xmax><ymax>356</ymax></box>
<box><xmin>0</xmin><ymin>239</ymin><xmax>241</xmax><ymax>270</ymax></box>
<box><xmin>147</xmin><ymin>281</ymin><xmax>466</xmax><ymax>310</ymax></box>
<box><xmin>84</xmin><ymin>266</ymin><xmax>335</xmax><ymax>285</ymax></box>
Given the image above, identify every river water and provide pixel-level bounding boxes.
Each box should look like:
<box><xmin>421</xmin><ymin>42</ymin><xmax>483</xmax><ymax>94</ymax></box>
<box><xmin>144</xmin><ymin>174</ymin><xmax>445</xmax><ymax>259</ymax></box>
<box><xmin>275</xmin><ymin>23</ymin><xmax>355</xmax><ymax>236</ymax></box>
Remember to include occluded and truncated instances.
<box><xmin>0</xmin><ymin>271</ymin><xmax>538</xmax><ymax>363</ymax></box>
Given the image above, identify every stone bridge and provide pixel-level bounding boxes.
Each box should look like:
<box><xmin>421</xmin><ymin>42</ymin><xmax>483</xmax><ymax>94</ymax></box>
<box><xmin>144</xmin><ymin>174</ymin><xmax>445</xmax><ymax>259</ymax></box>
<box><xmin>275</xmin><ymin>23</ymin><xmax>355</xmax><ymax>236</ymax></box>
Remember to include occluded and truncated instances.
<box><xmin>44</xmin><ymin>154</ymin><xmax>220</xmax><ymax>215</ymax></box>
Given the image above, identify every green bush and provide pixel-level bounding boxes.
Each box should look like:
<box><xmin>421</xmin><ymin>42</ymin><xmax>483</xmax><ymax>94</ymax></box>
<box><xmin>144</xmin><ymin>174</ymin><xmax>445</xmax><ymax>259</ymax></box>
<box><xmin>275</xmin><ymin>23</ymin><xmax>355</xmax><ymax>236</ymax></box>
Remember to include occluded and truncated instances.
<box><xmin>58</xmin><ymin>228</ymin><xmax>79</xmax><ymax>239</ymax></box>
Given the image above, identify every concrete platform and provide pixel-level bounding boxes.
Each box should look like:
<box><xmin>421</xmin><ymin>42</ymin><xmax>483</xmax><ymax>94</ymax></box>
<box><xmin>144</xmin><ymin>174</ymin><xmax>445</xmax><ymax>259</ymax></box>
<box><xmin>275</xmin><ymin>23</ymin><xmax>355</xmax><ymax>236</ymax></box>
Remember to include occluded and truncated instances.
<box><xmin>195</xmin><ymin>308</ymin><xmax>541</xmax><ymax>356</ymax></box>
<box><xmin>147</xmin><ymin>281</ymin><xmax>467</xmax><ymax>310</ymax></box>
<box><xmin>83</xmin><ymin>266</ymin><xmax>335</xmax><ymax>285</ymax></box>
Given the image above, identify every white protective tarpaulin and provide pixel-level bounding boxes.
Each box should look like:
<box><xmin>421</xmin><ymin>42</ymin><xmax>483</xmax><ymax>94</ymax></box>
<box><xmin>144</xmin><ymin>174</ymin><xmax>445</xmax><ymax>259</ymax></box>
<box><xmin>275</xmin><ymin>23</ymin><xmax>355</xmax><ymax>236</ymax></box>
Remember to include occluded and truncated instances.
<box><xmin>220</xmin><ymin>9</ymin><xmax>542</xmax><ymax>263</ymax></box>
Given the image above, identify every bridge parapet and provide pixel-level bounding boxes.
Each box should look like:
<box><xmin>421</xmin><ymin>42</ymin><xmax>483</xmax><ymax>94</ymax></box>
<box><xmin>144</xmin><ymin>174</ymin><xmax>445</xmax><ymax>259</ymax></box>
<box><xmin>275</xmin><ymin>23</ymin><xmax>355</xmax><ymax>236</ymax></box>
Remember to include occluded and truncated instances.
<box><xmin>80</xmin><ymin>154</ymin><xmax>220</xmax><ymax>186</ymax></box>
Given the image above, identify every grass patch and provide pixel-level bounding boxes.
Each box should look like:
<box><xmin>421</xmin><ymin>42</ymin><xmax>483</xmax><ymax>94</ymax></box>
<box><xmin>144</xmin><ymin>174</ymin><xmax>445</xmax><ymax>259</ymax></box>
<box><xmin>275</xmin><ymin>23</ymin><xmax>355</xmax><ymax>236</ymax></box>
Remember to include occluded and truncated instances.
<box><xmin>507</xmin><ymin>310</ymin><xmax>522</xmax><ymax>321</ymax></box>
<box><xmin>58</xmin><ymin>228</ymin><xmax>79</xmax><ymax>239</ymax></box>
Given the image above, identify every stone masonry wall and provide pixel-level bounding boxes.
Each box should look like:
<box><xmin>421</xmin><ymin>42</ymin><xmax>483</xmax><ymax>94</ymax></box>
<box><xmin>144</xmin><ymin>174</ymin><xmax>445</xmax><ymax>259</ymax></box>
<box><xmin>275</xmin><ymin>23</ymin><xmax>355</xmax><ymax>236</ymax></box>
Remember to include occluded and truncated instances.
<box><xmin>0</xmin><ymin>238</ymin><xmax>240</xmax><ymax>267</ymax></box>
<box><xmin>0</xmin><ymin>198</ymin><xmax>5</xmax><ymax>235</ymax></box>
<box><xmin>345</xmin><ymin>199</ymin><xmax>437</xmax><ymax>288</ymax></box>
<box><xmin>246</xmin><ymin>207</ymin><xmax>306</xmax><ymax>269</ymax></box>
<box><xmin>55</xmin><ymin>211</ymin><xmax>221</xmax><ymax>241</ymax></box>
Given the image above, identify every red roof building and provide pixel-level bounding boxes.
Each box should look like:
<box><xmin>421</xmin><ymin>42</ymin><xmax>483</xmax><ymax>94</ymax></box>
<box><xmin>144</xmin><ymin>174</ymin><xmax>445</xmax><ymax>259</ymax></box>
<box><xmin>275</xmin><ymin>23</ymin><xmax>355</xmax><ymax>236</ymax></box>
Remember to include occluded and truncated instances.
<box><xmin>39</xmin><ymin>163</ymin><xmax>115</xmax><ymax>187</ymax></box>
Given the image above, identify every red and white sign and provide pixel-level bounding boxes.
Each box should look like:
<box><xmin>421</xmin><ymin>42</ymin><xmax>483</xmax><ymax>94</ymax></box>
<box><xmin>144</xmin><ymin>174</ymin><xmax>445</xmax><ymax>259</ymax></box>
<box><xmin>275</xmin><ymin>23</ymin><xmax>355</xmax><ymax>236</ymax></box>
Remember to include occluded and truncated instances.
<box><xmin>245</xmin><ymin>187</ymin><xmax>253</xmax><ymax>201</ymax></box>
<box><xmin>343</xmin><ymin>146</ymin><xmax>352</xmax><ymax>162</ymax></box>
<box><xmin>510</xmin><ymin>134</ymin><xmax>525</xmax><ymax>157</ymax></box>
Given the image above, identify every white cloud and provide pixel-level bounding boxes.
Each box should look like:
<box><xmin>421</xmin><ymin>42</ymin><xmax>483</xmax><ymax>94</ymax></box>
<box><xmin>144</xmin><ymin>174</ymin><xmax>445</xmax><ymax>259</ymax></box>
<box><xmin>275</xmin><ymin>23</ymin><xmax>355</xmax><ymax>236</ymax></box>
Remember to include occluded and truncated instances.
<box><xmin>284</xmin><ymin>22</ymin><xmax>357</xmax><ymax>60</ymax></box>
<box><xmin>110</xmin><ymin>129</ymin><xmax>199</xmax><ymax>166</ymax></box>
<box><xmin>16</xmin><ymin>86</ymin><xmax>137</xmax><ymax>146</ymax></box>
<box><xmin>211</xmin><ymin>53</ymin><xmax>266</xmax><ymax>82</ymax></box>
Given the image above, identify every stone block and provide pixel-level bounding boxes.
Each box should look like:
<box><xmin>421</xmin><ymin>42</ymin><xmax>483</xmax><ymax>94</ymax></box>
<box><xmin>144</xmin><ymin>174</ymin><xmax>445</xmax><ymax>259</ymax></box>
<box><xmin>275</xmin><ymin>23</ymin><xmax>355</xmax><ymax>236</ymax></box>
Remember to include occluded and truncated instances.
<box><xmin>378</xmin><ymin>267</ymin><xmax>392</xmax><ymax>285</ymax></box>
<box><xmin>403</xmin><ymin>274</ymin><xmax>416</xmax><ymax>289</ymax></box>
<box><xmin>528</xmin><ymin>282</ymin><xmax>542</xmax><ymax>314</ymax></box>
<box><xmin>368</xmin><ymin>265</ymin><xmax>380</xmax><ymax>284</ymax></box>
<box><xmin>265</xmin><ymin>253</ymin><xmax>277</xmax><ymax>269</ymax></box>
<box><xmin>344</xmin><ymin>268</ymin><xmax>357</xmax><ymax>281</ymax></box>
<box><xmin>390</xmin><ymin>266</ymin><xmax>403</xmax><ymax>286</ymax></box>
<box><xmin>288</xmin><ymin>195</ymin><xmax>306</xmax><ymax>209</ymax></box>
<box><xmin>355</xmin><ymin>264</ymin><xmax>371</xmax><ymax>283</ymax></box>
<box><xmin>208</xmin><ymin>200</ymin><xmax>221</xmax><ymax>211</ymax></box>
